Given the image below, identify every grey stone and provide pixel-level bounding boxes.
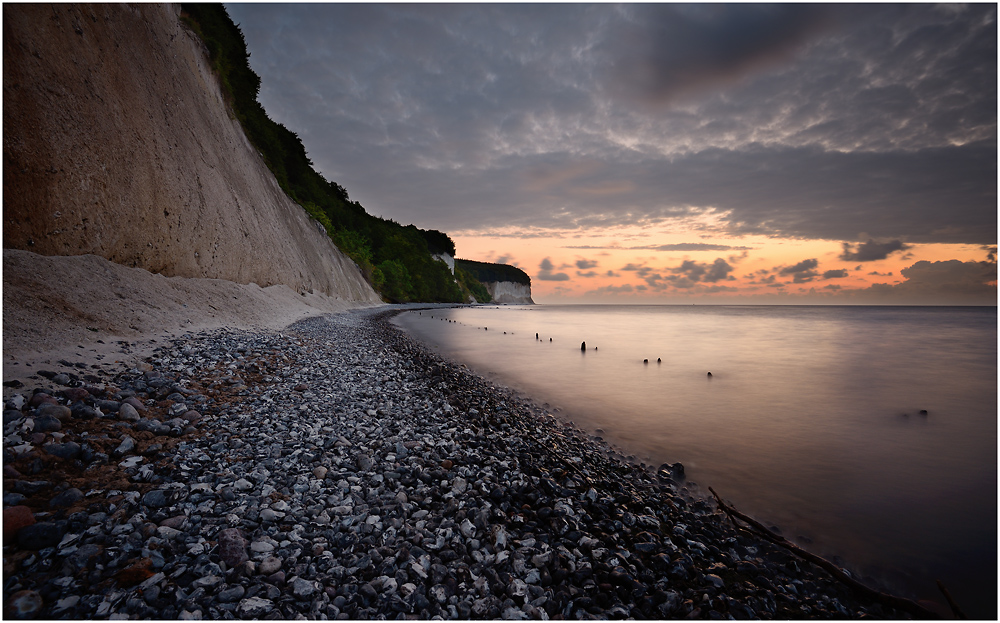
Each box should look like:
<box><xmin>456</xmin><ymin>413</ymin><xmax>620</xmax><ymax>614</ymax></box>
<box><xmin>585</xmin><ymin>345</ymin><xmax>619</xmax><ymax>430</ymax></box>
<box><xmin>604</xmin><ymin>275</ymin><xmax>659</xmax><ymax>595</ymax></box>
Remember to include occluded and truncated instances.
<box><xmin>122</xmin><ymin>396</ymin><xmax>146</xmax><ymax>411</ymax></box>
<box><xmin>114</xmin><ymin>435</ymin><xmax>136</xmax><ymax>457</ymax></box>
<box><xmin>35</xmin><ymin>403</ymin><xmax>71</xmax><ymax>421</ymax></box>
<box><xmin>257</xmin><ymin>556</ymin><xmax>282</xmax><ymax>575</ymax></box>
<box><xmin>142</xmin><ymin>489</ymin><xmax>171</xmax><ymax>509</ymax></box>
<box><xmin>17</xmin><ymin>522</ymin><xmax>65</xmax><ymax>550</ymax></box>
<box><xmin>32</xmin><ymin>414</ymin><xmax>62</xmax><ymax>433</ymax></box>
<box><xmin>237</xmin><ymin>597</ymin><xmax>274</xmax><ymax>618</ymax></box>
<box><xmin>136</xmin><ymin>418</ymin><xmax>171</xmax><ymax>435</ymax></box>
<box><xmin>118</xmin><ymin>403</ymin><xmax>140</xmax><ymax>422</ymax></box>
<box><xmin>192</xmin><ymin>575</ymin><xmax>223</xmax><ymax>591</ymax></box>
<box><xmin>4</xmin><ymin>492</ymin><xmax>26</xmax><ymax>506</ymax></box>
<box><xmin>70</xmin><ymin>403</ymin><xmax>101</xmax><ymax>420</ymax></box>
<box><xmin>44</xmin><ymin>441</ymin><xmax>81</xmax><ymax>460</ymax></box>
<box><xmin>217</xmin><ymin>585</ymin><xmax>245</xmax><ymax>603</ymax></box>
<box><xmin>218</xmin><ymin>527</ymin><xmax>248</xmax><ymax>567</ymax></box>
<box><xmin>292</xmin><ymin>578</ymin><xmax>316</xmax><ymax>598</ymax></box>
<box><xmin>5</xmin><ymin>590</ymin><xmax>43</xmax><ymax>619</ymax></box>
<box><xmin>49</xmin><ymin>487</ymin><xmax>84</xmax><ymax>507</ymax></box>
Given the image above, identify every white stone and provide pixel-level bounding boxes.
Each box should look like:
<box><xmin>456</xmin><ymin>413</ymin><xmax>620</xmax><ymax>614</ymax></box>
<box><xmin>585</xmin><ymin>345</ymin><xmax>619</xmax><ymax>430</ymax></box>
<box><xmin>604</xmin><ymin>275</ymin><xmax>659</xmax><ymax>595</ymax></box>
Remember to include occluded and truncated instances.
<box><xmin>237</xmin><ymin>597</ymin><xmax>273</xmax><ymax>618</ymax></box>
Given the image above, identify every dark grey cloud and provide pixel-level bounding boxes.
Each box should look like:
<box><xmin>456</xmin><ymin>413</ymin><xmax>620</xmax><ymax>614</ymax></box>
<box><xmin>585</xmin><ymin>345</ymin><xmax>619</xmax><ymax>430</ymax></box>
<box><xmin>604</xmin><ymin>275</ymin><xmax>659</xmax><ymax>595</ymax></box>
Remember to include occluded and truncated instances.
<box><xmin>856</xmin><ymin>260</ymin><xmax>997</xmax><ymax>304</ymax></box>
<box><xmin>604</xmin><ymin>4</ymin><xmax>835</xmax><ymax>105</ymax></box>
<box><xmin>226</xmin><ymin>3</ymin><xmax>997</xmax><ymax>247</ymax></box>
<box><xmin>575</xmin><ymin>259</ymin><xmax>598</xmax><ymax>270</ymax></box>
<box><xmin>670</xmin><ymin>258</ymin><xmax>735</xmax><ymax>284</ymax></box>
<box><xmin>537</xmin><ymin>257</ymin><xmax>569</xmax><ymax>281</ymax></box>
<box><xmin>840</xmin><ymin>239</ymin><xmax>911</xmax><ymax>262</ymax></box>
<box><xmin>822</xmin><ymin>269</ymin><xmax>849</xmax><ymax>279</ymax></box>
<box><xmin>779</xmin><ymin>259</ymin><xmax>819</xmax><ymax>275</ymax></box>
<box><xmin>576</xmin><ymin>271</ymin><xmax>598</xmax><ymax>278</ymax></box>
<box><xmin>779</xmin><ymin>258</ymin><xmax>820</xmax><ymax>283</ymax></box>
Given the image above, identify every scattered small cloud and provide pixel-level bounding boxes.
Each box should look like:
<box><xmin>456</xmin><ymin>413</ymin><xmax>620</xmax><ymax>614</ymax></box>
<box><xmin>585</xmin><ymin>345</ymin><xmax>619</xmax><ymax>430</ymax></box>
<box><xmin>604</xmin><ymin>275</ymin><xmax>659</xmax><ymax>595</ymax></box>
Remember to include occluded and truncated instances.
<box><xmin>661</xmin><ymin>257</ymin><xmax>736</xmax><ymax>289</ymax></box>
<box><xmin>537</xmin><ymin>257</ymin><xmax>570</xmax><ymax>281</ymax></box>
<box><xmin>868</xmin><ymin>270</ymin><xmax>893</xmax><ymax>276</ymax></box>
<box><xmin>779</xmin><ymin>258</ymin><xmax>819</xmax><ymax>274</ymax></box>
<box><xmin>840</xmin><ymin>239</ymin><xmax>911</xmax><ymax>262</ymax></box>
<box><xmin>822</xmin><ymin>269</ymin><xmax>848</xmax><ymax>279</ymax></box>
<box><xmin>778</xmin><ymin>258</ymin><xmax>819</xmax><ymax>283</ymax></box>
<box><xmin>577</xmin><ymin>270</ymin><xmax>598</xmax><ymax>278</ymax></box>
<box><xmin>575</xmin><ymin>259</ymin><xmax>599</xmax><ymax>269</ymax></box>
<box><xmin>728</xmin><ymin>250</ymin><xmax>750</xmax><ymax>264</ymax></box>
<box><xmin>605</xmin><ymin>269</ymin><xmax>620</xmax><ymax>277</ymax></box>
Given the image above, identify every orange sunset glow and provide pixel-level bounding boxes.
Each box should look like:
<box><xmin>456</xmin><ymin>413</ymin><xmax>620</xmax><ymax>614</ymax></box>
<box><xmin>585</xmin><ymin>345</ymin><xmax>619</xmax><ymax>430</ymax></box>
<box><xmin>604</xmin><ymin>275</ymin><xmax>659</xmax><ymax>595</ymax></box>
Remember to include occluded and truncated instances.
<box><xmin>453</xmin><ymin>229</ymin><xmax>994</xmax><ymax>304</ymax></box>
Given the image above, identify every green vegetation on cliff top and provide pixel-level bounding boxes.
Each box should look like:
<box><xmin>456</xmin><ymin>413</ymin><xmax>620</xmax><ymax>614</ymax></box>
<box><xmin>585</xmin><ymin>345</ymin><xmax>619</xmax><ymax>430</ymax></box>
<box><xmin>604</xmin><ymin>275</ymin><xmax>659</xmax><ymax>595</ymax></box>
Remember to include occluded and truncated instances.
<box><xmin>181</xmin><ymin>4</ymin><xmax>468</xmax><ymax>303</ymax></box>
<box><xmin>455</xmin><ymin>259</ymin><xmax>531</xmax><ymax>286</ymax></box>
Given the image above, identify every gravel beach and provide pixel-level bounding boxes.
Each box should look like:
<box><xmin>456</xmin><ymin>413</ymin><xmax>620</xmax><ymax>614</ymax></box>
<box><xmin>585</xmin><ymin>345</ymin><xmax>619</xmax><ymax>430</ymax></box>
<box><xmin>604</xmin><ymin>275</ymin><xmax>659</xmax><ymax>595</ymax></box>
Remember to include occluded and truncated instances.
<box><xmin>3</xmin><ymin>307</ymin><xmax>912</xmax><ymax>619</ymax></box>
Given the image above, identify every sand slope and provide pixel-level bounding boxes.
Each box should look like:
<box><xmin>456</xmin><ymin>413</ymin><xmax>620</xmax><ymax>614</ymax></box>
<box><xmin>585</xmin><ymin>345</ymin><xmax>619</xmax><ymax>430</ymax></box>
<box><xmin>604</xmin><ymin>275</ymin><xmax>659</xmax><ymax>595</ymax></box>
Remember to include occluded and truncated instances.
<box><xmin>2</xmin><ymin>249</ymin><xmax>379</xmax><ymax>385</ymax></box>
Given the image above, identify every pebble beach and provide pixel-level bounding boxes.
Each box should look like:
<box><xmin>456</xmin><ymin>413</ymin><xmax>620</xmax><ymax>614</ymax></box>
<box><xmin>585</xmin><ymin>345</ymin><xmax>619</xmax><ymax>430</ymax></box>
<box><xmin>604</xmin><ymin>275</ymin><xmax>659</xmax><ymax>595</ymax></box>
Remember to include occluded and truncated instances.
<box><xmin>3</xmin><ymin>307</ymin><xmax>914</xmax><ymax>619</ymax></box>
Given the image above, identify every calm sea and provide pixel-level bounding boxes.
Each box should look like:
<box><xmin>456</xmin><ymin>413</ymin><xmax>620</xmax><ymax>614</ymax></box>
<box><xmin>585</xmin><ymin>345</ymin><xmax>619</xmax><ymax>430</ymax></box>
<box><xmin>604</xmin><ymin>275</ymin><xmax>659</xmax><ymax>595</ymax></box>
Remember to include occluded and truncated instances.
<box><xmin>394</xmin><ymin>305</ymin><xmax>997</xmax><ymax>618</ymax></box>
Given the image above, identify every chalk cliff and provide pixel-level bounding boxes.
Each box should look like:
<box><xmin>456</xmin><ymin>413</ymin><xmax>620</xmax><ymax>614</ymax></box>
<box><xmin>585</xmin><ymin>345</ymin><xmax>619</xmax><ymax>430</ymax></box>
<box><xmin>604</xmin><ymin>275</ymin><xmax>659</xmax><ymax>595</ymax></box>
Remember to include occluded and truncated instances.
<box><xmin>485</xmin><ymin>281</ymin><xmax>534</xmax><ymax>305</ymax></box>
<box><xmin>2</xmin><ymin>4</ymin><xmax>381</xmax><ymax>304</ymax></box>
<box><xmin>432</xmin><ymin>253</ymin><xmax>456</xmax><ymax>275</ymax></box>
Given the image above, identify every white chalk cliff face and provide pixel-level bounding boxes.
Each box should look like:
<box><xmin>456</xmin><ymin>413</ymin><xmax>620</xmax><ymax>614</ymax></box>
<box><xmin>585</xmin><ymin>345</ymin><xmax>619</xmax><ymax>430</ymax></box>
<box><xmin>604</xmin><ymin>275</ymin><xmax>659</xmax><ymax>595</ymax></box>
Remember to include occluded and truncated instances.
<box><xmin>432</xmin><ymin>253</ymin><xmax>456</xmax><ymax>274</ymax></box>
<box><xmin>2</xmin><ymin>4</ymin><xmax>380</xmax><ymax>304</ymax></box>
<box><xmin>485</xmin><ymin>281</ymin><xmax>534</xmax><ymax>304</ymax></box>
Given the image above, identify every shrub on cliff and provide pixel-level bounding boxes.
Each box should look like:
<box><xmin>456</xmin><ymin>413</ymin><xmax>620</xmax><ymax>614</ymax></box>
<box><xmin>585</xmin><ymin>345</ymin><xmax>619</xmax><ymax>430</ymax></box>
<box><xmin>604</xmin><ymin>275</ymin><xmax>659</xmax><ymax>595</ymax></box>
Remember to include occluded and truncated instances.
<box><xmin>456</xmin><ymin>266</ymin><xmax>492</xmax><ymax>303</ymax></box>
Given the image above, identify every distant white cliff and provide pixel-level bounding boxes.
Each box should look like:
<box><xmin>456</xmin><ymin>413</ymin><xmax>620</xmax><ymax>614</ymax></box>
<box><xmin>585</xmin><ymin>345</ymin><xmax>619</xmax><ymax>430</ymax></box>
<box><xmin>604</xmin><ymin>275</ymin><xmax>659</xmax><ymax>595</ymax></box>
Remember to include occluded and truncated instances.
<box><xmin>486</xmin><ymin>281</ymin><xmax>534</xmax><ymax>304</ymax></box>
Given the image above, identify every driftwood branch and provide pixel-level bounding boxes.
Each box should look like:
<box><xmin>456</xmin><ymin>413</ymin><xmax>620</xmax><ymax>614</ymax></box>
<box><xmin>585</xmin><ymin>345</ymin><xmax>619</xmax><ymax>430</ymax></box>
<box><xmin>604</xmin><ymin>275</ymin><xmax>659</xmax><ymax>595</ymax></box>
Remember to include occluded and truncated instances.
<box><xmin>709</xmin><ymin>487</ymin><xmax>941</xmax><ymax>620</ymax></box>
<box><xmin>935</xmin><ymin>580</ymin><xmax>967</xmax><ymax>620</ymax></box>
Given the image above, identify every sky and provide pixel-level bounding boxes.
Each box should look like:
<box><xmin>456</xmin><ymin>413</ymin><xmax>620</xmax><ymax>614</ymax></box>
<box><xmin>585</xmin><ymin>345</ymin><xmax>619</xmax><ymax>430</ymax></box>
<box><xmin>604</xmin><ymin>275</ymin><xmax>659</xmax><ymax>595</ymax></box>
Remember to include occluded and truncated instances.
<box><xmin>225</xmin><ymin>3</ymin><xmax>996</xmax><ymax>305</ymax></box>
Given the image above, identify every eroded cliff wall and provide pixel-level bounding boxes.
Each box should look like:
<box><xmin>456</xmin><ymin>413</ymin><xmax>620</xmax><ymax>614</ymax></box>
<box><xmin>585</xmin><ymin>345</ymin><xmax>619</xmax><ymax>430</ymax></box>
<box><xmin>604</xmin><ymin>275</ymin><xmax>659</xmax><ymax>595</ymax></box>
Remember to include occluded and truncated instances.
<box><xmin>485</xmin><ymin>281</ymin><xmax>534</xmax><ymax>305</ymax></box>
<box><xmin>2</xmin><ymin>4</ymin><xmax>381</xmax><ymax>303</ymax></box>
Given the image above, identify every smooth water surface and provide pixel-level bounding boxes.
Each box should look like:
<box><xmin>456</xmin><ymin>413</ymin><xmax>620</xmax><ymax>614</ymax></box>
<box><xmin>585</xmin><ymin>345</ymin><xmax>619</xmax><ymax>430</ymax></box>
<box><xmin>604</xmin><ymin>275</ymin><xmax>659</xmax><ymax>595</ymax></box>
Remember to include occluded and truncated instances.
<box><xmin>395</xmin><ymin>305</ymin><xmax>997</xmax><ymax>618</ymax></box>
